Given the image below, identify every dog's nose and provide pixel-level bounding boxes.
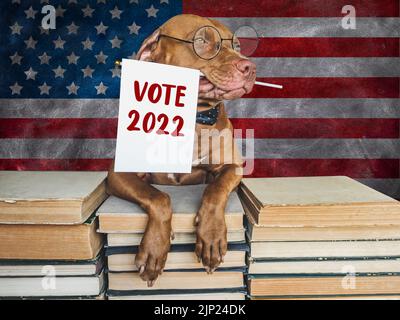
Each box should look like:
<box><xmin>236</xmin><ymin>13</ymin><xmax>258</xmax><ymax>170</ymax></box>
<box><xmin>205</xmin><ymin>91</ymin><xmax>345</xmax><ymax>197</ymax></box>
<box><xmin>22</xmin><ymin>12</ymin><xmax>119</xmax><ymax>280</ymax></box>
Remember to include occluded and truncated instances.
<box><xmin>235</xmin><ymin>59</ymin><xmax>256</xmax><ymax>77</ymax></box>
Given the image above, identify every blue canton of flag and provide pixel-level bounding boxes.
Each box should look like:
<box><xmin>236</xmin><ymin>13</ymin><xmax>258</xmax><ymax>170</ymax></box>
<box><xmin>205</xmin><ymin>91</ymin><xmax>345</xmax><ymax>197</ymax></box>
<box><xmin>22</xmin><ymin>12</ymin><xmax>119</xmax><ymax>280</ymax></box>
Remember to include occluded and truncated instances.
<box><xmin>0</xmin><ymin>0</ymin><xmax>181</xmax><ymax>98</ymax></box>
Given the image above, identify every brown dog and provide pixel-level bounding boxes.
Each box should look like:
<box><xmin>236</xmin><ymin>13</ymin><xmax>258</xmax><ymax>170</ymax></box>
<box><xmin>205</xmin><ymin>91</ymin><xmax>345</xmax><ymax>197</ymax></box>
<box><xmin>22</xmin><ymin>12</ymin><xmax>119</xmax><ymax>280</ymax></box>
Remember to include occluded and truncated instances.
<box><xmin>107</xmin><ymin>14</ymin><xmax>256</xmax><ymax>286</ymax></box>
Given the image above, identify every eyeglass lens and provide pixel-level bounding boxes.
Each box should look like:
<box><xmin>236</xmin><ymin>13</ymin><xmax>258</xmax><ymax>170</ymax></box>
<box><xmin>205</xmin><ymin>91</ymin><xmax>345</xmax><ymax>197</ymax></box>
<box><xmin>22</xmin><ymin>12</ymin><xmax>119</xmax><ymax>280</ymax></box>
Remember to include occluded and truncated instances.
<box><xmin>233</xmin><ymin>25</ymin><xmax>259</xmax><ymax>57</ymax></box>
<box><xmin>193</xmin><ymin>27</ymin><xmax>222</xmax><ymax>60</ymax></box>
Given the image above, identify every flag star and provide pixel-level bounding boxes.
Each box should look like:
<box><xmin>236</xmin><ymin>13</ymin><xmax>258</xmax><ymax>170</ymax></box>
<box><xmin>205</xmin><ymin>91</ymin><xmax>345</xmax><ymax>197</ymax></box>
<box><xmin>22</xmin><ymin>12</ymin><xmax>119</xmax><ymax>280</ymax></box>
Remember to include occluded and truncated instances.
<box><xmin>12</xmin><ymin>0</ymin><xmax>21</xmax><ymax>4</ymax></box>
<box><xmin>39</xmin><ymin>82</ymin><xmax>51</xmax><ymax>95</ymax></box>
<box><xmin>10</xmin><ymin>22</ymin><xmax>23</xmax><ymax>35</ymax></box>
<box><xmin>56</xmin><ymin>5</ymin><xmax>66</xmax><ymax>17</ymax></box>
<box><xmin>110</xmin><ymin>36</ymin><xmax>122</xmax><ymax>48</ymax></box>
<box><xmin>67</xmin><ymin>52</ymin><xmax>79</xmax><ymax>65</ymax></box>
<box><xmin>130</xmin><ymin>0</ymin><xmax>139</xmax><ymax>4</ymax></box>
<box><xmin>110</xmin><ymin>67</ymin><xmax>121</xmax><ymax>78</ymax></box>
<box><xmin>95</xmin><ymin>51</ymin><xmax>108</xmax><ymax>64</ymax></box>
<box><xmin>25</xmin><ymin>36</ymin><xmax>37</xmax><ymax>49</ymax></box>
<box><xmin>53</xmin><ymin>36</ymin><xmax>66</xmax><ymax>49</ymax></box>
<box><xmin>81</xmin><ymin>65</ymin><xmax>94</xmax><ymax>78</ymax></box>
<box><xmin>24</xmin><ymin>67</ymin><xmax>38</xmax><ymax>80</ymax></box>
<box><xmin>97</xmin><ymin>0</ymin><xmax>107</xmax><ymax>3</ymax></box>
<box><xmin>9</xmin><ymin>52</ymin><xmax>22</xmax><ymax>65</ymax></box>
<box><xmin>82</xmin><ymin>4</ymin><xmax>94</xmax><ymax>17</ymax></box>
<box><xmin>53</xmin><ymin>65</ymin><xmax>66</xmax><ymax>78</ymax></box>
<box><xmin>160</xmin><ymin>0</ymin><xmax>169</xmax><ymax>4</ymax></box>
<box><xmin>67</xmin><ymin>22</ymin><xmax>79</xmax><ymax>35</ymax></box>
<box><xmin>68</xmin><ymin>0</ymin><xmax>78</xmax><ymax>4</ymax></box>
<box><xmin>82</xmin><ymin>37</ymin><xmax>95</xmax><ymax>50</ymax></box>
<box><xmin>95</xmin><ymin>82</ymin><xmax>108</xmax><ymax>95</ymax></box>
<box><xmin>24</xmin><ymin>6</ymin><xmax>37</xmax><ymax>19</ymax></box>
<box><xmin>10</xmin><ymin>82</ymin><xmax>23</xmax><ymax>95</ymax></box>
<box><xmin>95</xmin><ymin>22</ymin><xmax>108</xmax><ymax>35</ymax></box>
<box><xmin>39</xmin><ymin>26</ymin><xmax>50</xmax><ymax>35</ymax></box>
<box><xmin>109</xmin><ymin>6</ymin><xmax>122</xmax><ymax>19</ymax></box>
<box><xmin>146</xmin><ymin>5</ymin><xmax>159</xmax><ymax>18</ymax></box>
<box><xmin>66</xmin><ymin>82</ymin><xmax>79</xmax><ymax>95</ymax></box>
<box><xmin>38</xmin><ymin>52</ymin><xmax>51</xmax><ymax>64</ymax></box>
<box><xmin>40</xmin><ymin>0</ymin><xmax>49</xmax><ymax>3</ymax></box>
<box><xmin>127</xmin><ymin>51</ymin><xmax>137</xmax><ymax>59</ymax></box>
<box><xmin>128</xmin><ymin>22</ymin><xmax>141</xmax><ymax>35</ymax></box>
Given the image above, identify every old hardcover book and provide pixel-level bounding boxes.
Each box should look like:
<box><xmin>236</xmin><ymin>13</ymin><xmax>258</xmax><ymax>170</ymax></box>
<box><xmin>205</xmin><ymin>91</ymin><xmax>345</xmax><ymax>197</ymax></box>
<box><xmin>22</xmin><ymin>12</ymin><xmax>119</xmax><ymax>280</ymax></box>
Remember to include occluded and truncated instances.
<box><xmin>98</xmin><ymin>185</ymin><xmax>244</xmax><ymax>233</ymax></box>
<box><xmin>248</xmin><ymin>275</ymin><xmax>400</xmax><ymax>297</ymax></box>
<box><xmin>0</xmin><ymin>215</ymin><xmax>103</xmax><ymax>260</ymax></box>
<box><xmin>106</xmin><ymin>243</ymin><xmax>247</xmax><ymax>272</ymax></box>
<box><xmin>248</xmin><ymin>239</ymin><xmax>400</xmax><ymax>259</ymax></box>
<box><xmin>0</xmin><ymin>271</ymin><xmax>105</xmax><ymax>297</ymax></box>
<box><xmin>248</xmin><ymin>258</ymin><xmax>400</xmax><ymax>275</ymax></box>
<box><xmin>252</xmin><ymin>295</ymin><xmax>400</xmax><ymax>300</ymax></box>
<box><xmin>108</xmin><ymin>270</ymin><xmax>244</xmax><ymax>292</ymax></box>
<box><xmin>108</xmin><ymin>292</ymin><xmax>246</xmax><ymax>300</ymax></box>
<box><xmin>107</xmin><ymin>230</ymin><xmax>245</xmax><ymax>246</ymax></box>
<box><xmin>0</xmin><ymin>171</ymin><xmax>107</xmax><ymax>224</ymax></box>
<box><xmin>240</xmin><ymin>176</ymin><xmax>400</xmax><ymax>227</ymax></box>
<box><xmin>0</xmin><ymin>293</ymin><xmax>106</xmax><ymax>300</ymax></box>
<box><xmin>244</xmin><ymin>201</ymin><xmax>400</xmax><ymax>241</ymax></box>
<box><xmin>0</xmin><ymin>254</ymin><xmax>104</xmax><ymax>277</ymax></box>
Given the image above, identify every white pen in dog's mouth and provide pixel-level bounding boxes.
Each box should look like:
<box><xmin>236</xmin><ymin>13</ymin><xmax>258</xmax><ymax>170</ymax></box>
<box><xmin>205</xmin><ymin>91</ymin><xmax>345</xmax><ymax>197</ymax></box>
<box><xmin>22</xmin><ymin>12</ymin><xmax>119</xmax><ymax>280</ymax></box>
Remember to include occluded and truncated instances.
<box><xmin>199</xmin><ymin>71</ymin><xmax>283</xmax><ymax>90</ymax></box>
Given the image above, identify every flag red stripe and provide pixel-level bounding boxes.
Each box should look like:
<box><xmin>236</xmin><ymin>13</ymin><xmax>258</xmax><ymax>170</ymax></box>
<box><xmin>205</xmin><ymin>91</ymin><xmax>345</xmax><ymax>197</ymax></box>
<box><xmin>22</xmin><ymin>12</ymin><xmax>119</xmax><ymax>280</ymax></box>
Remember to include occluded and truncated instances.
<box><xmin>246</xmin><ymin>78</ymin><xmax>400</xmax><ymax>98</ymax></box>
<box><xmin>250</xmin><ymin>38</ymin><xmax>400</xmax><ymax>57</ymax></box>
<box><xmin>0</xmin><ymin>158</ymin><xmax>396</xmax><ymax>178</ymax></box>
<box><xmin>0</xmin><ymin>159</ymin><xmax>112</xmax><ymax>171</ymax></box>
<box><xmin>183</xmin><ymin>0</ymin><xmax>400</xmax><ymax>17</ymax></box>
<box><xmin>231</xmin><ymin>118</ymin><xmax>400</xmax><ymax>139</ymax></box>
<box><xmin>1</xmin><ymin>118</ymin><xmax>398</xmax><ymax>139</ymax></box>
<box><xmin>246</xmin><ymin>159</ymin><xmax>399</xmax><ymax>178</ymax></box>
<box><xmin>0</xmin><ymin>118</ymin><xmax>118</xmax><ymax>139</ymax></box>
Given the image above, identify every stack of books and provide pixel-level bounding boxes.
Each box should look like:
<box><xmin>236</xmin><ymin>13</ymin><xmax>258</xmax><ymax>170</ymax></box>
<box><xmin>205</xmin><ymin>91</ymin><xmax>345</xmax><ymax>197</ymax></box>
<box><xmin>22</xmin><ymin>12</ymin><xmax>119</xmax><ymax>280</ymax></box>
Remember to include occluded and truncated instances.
<box><xmin>98</xmin><ymin>184</ymin><xmax>247</xmax><ymax>300</ymax></box>
<box><xmin>0</xmin><ymin>171</ymin><xmax>107</xmax><ymax>299</ymax></box>
<box><xmin>240</xmin><ymin>176</ymin><xmax>400</xmax><ymax>300</ymax></box>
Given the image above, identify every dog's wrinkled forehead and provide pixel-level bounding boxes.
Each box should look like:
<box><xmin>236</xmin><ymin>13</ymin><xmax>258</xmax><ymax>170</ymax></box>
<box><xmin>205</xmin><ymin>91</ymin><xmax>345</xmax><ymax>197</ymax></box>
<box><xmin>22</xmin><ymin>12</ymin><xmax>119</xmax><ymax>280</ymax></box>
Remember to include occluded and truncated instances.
<box><xmin>160</xmin><ymin>14</ymin><xmax>233</xmax><ymax>39</ymax></box>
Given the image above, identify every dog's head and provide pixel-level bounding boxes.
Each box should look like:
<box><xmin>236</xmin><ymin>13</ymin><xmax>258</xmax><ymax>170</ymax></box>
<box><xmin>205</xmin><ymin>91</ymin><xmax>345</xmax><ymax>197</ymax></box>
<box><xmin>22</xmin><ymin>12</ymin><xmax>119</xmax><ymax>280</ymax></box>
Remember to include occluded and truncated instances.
<box><xmin>136</xmin><ymin>14</ymin><xmax>256</xmax><ymax>102</ymax></box>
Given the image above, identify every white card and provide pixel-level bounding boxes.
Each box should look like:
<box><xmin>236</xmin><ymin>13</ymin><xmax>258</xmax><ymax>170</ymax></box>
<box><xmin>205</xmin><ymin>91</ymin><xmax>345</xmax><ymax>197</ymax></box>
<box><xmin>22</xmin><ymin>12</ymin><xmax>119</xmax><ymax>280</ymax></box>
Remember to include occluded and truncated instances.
<box><xmin>115</xmin><ymin>59</ymin><xmax>200</xmax><ymax>173</ymax></box>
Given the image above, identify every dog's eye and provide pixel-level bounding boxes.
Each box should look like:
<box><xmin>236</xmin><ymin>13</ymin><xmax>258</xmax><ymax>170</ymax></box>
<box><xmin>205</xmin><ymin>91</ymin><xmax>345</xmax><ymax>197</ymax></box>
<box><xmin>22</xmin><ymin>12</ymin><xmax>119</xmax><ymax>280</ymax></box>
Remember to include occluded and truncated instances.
<box><xmin>194</xmin><ymin>38</ymin><xmax>206</xmax><ymax>45</ymax></box>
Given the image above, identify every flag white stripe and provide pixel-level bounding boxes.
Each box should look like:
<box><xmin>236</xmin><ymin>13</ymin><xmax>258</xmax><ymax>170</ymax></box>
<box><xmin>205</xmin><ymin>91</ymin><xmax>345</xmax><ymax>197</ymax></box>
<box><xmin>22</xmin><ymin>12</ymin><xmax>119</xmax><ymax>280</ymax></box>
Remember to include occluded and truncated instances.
<box><xmin>1</xmin><ymin>99</ymin><xmax>399</xmax><ymax>119</ymax></box>
<box><xmin>358</xmin><ymin>179</ymin><xmax>400</xmax><ymax>199</ymax></box>
<box><xmin>215</xmin><ymin>18</ymin><xmax>400</xmax><ymax>37</ymax></box>
<box><xmin>253</xmin><ymin>58</ymin><xmax>400</xmax><ymax>77</ymax></box>
<box><xmin>225</xmin><ymin>98</ymin><xmax>400</xmax><ymax>118</ymax></box>
<box><xmin>0</xmin><ymin>99</ymin><xmax>119</xmax><ymax>118</ymax></box>
<box><xmin>251</xmin><ymin>139</ymin><xmax>400</xmax><ymax>159</ymax></box>
<box><xmin>0</xmin><ymin>139</ymin><xmax>398</xmax><ymax>159</ymax></box>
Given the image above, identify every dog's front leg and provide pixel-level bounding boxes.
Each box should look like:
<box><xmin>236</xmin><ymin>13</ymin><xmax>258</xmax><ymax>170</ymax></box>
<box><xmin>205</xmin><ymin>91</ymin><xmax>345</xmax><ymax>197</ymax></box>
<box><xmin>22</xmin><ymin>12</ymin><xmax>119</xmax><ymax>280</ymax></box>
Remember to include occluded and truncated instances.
<box><xmin>107</xmin><ymin>164</ymin><xmax>172</xmax><ymax>286</ymax></box>
<box><xmin>195</xmin><ymin>164</ymin><xmax>243</xmax><ymax>273</ymax></box>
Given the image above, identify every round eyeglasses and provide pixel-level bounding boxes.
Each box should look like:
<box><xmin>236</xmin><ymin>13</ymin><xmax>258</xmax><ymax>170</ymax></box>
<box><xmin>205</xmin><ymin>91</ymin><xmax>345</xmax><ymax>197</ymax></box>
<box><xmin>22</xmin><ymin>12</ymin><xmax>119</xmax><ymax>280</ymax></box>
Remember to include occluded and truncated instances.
<box><xmin>159</xmin><ymin>25</ymin><xmax>259</xmax><ymax>60</ymax></box>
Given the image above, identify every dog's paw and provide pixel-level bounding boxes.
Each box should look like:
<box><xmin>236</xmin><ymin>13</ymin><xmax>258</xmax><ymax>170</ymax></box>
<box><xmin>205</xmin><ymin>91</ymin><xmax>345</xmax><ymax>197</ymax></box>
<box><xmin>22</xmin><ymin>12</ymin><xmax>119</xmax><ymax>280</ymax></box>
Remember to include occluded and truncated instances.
<box><xmin>135</xmin><ymin>217</ymin><xmax>172</xmax><ymax>287</ymax></box>
<box><xmin>194</xmin><ymin>209</ymin><xmax>228</xmax><ymax>273</ymax></box>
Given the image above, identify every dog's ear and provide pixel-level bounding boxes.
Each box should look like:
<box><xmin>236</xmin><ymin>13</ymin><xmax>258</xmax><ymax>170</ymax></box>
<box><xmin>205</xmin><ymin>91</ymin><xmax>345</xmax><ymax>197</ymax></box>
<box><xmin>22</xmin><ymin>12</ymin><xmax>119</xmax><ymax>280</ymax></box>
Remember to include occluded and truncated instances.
<box><xmin>136</xmin><ymin>29</ymin><xmax>160</xmax><ymax>61</ymax></box>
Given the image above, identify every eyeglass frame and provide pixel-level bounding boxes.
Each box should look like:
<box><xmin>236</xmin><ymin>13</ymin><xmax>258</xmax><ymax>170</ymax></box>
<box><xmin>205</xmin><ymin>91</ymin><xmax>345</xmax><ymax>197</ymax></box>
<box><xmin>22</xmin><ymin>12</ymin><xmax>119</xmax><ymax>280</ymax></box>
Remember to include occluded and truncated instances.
<box><xmin>158</xmin><ymin>25</ymin><xmax>240</xmax><ymax>60</ymax></box>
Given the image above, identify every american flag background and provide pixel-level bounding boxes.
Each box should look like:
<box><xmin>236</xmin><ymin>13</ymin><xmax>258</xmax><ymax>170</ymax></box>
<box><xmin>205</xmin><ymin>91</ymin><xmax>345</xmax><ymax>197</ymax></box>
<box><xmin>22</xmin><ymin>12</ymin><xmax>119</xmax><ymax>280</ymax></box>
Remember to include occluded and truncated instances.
<box><xmin>0</xmin><ymin>1</ymin><xmax>399</xmax><ymax>197</ymax></box>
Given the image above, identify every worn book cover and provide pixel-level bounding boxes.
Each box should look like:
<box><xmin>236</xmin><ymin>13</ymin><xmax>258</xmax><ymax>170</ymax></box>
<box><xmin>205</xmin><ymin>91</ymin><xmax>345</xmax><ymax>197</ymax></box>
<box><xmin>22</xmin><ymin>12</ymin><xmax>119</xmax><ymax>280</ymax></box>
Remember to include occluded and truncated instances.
<box><xmin>0</xmin><ymin>171</ymin><xmax>108</xmax><ymax>224</ymax></box>
<box><xmin>98</xmin><ymin>184</ymin><xmax>244</xmax><ymax>233</ymax></box>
